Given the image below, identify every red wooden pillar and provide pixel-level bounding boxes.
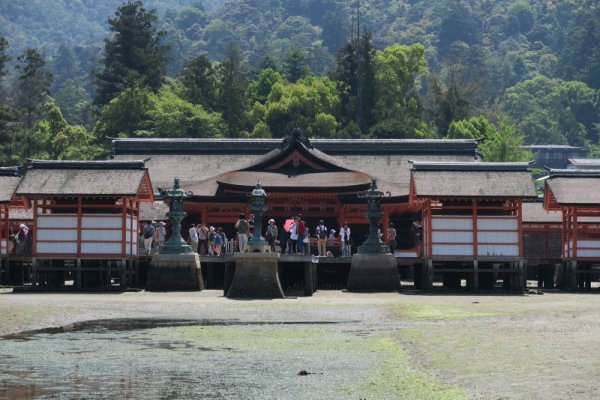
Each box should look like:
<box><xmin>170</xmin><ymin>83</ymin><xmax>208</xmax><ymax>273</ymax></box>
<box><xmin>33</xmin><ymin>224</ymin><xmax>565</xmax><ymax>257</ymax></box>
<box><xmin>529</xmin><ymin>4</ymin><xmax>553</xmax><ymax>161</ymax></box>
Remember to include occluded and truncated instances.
<box><xmin>77</xmin><ymin>197</ymin><xmax>82</xmax><ymax>257</ymax></box>
<box><xmin>573</xmin><ymin>206</ymin><xmax>578</xmax><ymax>259</ymax></box>
<box><xmin>426</xmin><ymin>200</ymin><xmax>433</xmax><ymax>257</ymax></box>
<box><xmin>516</xmin><ymin>200</ymin><xmax>523</xmax><ymax>256</ymax></box>
<box><xmin>121</xmin><ymin>196</ymin><xmax>127</xmax><ymax>257</ymax></box>
<box><xmin>472</xmin><ymin>199</ymin><xmax>478</xmax><ymax>258</ymax></box>
<box><xmin>32</xmin><ymin>196</ymin><xmax>39</xmax><ymax>257</ymax></box>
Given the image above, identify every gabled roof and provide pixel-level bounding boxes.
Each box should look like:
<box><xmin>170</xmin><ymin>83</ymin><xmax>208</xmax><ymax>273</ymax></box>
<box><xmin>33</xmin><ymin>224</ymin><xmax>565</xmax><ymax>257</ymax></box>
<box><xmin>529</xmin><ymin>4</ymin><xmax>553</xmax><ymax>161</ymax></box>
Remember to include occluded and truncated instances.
<box><xmin>411</xmin><ymin>162</ymin><xmax>537</xmax><ymax>199</ymax></box>
<box><xmin>568</xmin><ymin>158</ymin><xmax>600</xmax><ymax>169</ymax></box>
<box><xmin>545</xmin><ymin>169</ymin><xmax>600</xmax><ymax>206</ymax></box>
<box><xmin>0</xmin><ymin>167</ymin><xmax>21</xmax><ymax>203</ymax></box>
<box><xmin>16</xmin><ymin>160</ymin><xmax>154</xmax><ymax>199</ymax></box>
<box><xmin>111</xmin><ymin>136</ymin><xmax>481</xmax><ymax>197</ymax></box>
<box><xmin>190</xmin><ymin>130</ymin><xmax>375</xmax><ymax>196</ymax></box>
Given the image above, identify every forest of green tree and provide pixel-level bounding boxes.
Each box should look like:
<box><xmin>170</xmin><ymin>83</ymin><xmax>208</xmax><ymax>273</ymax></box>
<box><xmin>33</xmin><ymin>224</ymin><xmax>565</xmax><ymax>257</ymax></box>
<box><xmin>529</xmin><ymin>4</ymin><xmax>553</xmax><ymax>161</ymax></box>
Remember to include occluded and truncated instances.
<box><xmin>1</xmin><ymin>0</ymin><xmax>599</xmax><ymax>166</ymax></box>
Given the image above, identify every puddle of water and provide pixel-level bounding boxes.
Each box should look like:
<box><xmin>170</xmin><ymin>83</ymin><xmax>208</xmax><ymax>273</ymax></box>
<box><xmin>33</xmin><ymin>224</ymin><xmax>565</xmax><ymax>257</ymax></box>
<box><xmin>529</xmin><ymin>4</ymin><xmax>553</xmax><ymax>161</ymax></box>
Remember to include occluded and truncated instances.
<box><xmin>0</xmin><ymin>318</ymin><xmax>369</xmax><ymax>399</ymax></box>
<box><xmin>2</xmin><ymin>318</ymin><xmax>356</xmax><ymax>341</ymax></box>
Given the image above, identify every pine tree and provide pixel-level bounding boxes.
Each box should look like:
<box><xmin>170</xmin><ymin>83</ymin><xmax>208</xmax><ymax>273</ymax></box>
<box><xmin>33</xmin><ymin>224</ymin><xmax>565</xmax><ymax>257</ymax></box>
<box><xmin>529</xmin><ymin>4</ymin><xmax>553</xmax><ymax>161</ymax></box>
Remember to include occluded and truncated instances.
<box><xmin>15</xmin><ymin>48</ymin><xmax>53</xmax><ymax>129</ymax></box>
<box><xmin>357</xmin><ymin>31</ymin><xmax>376</xmax><ymax>131</ymax></box>
<box><xmin>217</xmin><ymin>43</ymin><xmax>247</xmax><ymax>137</ymax></box>
<box><xmin>284</xmin><ymin>48</ymin><xmax>310</xmax><ymax>83</ymax></box>
<box><xmin>0</xmin><ymin>36</ymin><xmax>10</xmax><ymax>83</ymax></box>
<box><xmin>95</xmin><ymin>1</ymin><xmax>169</xmax><ymax>106</ymax></box>
<box><xmin>179</xmin><ymin>54</ymin><xmax>218</xmax><ymax>111</ymax></box>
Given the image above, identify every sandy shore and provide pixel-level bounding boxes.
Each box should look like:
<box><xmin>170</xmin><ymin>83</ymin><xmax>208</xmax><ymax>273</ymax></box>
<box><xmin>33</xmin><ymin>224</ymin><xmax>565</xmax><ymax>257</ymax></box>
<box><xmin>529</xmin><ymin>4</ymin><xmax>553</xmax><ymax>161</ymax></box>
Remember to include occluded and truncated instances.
<box><xmin>1</xmin><ymin>289</ymin><xmax>600</xmax><ymax>399</ymax></box>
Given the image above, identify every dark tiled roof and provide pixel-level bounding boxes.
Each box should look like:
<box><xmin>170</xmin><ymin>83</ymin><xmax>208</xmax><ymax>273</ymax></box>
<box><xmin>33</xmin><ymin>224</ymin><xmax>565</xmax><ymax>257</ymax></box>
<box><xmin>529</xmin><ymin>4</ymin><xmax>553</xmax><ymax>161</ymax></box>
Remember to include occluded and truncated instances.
<box><xmin>0</xmin><ymin>166</ymin><xmax>20</xmax><ymax>176</ymax></box>
<box><xmin>111</xmin><ymin>137</ymin><xmax>480</xmax><ymax>156</ymax></box>
<box><xmin>411</xmin><ymin>161</ymin><xmax>531</xmax><ymax>172</ymax></box>
<box><xmin>29</xmin><ymin>159</ymin><xmax>146</xmax><ymax>170</ymax></box>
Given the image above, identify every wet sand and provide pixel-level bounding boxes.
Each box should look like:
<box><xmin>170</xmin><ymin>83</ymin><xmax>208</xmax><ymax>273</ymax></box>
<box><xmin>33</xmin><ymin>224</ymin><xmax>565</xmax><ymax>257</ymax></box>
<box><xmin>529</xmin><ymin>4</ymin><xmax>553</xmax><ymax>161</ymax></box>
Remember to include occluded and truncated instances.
<box><xmin>1</xmin><ymin>289</ymin><xmax>600</xmax><ymax>399</ymax></box>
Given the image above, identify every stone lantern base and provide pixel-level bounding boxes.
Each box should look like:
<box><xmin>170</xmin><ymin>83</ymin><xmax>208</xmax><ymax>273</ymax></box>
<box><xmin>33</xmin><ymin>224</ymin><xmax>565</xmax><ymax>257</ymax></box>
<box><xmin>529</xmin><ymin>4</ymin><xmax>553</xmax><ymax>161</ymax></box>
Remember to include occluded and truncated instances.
<box><xmin>146</xmin><ymin>253</ymin><xmax>204</xmax><ymax>291</ymax></box>
<box><xmin>347</xmin><ymin>253</ymin><xmax>400</xmax><ymax>292</ymax></box>
<box><xmin>227</xmin><ymin>252</ymin><xmax>283</xmax><ymax>298</ymax></box>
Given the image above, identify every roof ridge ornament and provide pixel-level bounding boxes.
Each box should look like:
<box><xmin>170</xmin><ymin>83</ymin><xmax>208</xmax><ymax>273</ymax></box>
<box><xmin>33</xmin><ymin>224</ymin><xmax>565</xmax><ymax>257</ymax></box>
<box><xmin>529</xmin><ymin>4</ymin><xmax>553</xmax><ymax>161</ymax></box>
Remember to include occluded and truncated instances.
<box><xmin>280</xmin><ymin>127</ymin><xmax>313</xmax><ymax>149</ymax></box>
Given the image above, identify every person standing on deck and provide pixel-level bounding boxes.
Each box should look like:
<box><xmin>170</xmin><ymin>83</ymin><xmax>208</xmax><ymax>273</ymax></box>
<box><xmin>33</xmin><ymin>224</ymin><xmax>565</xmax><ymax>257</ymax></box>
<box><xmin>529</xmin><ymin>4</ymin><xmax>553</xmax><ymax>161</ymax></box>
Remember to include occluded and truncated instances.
<box><xmin>16</xmin><ymin>224</ymin><xmax>29</xmax><ymax>256</ymax></box>
<box><xmin>197</xmin><ymin>224</ymin><xmax>209</xmax><ymax>255</ymax></box>
<box><xmin>188</xmin><ymin>223</ymin><xmax>199</xmax><ymax>253</ymax></box>
<box><xmin>142</xmin><ymin>221</ymin><xmax>156</xmax><ymax>255</ymax></box>
<box><xmin>157</xmin><ymin>222</ymin><xmax>167</xmax><ymax>247</ymax></box>
<box><xmin>289</xmin><ymin>217</ymin><xmax>299</xmax><ymax>254</ymax></box>
<box><xmin>339</xmin><ymin>222</ymin><xmax>351</xmax><ymax>257</ymax></box>
<box><xmin>235</xmin><ymin>213</ymin><xmax>250</xmax><ymax>252</ymax></box>
<box><xmin>316</xmin><ymin>220</ymin><xmax>328</xmax><ymax>256</ymax></box>
<box><xmin>386</xmin><ymin>222</ymin><xmax>397</xmax><ymax>254</ymax></box>
<box><xmin>266</xmin><ymin>219</ymin><xmax>278</xmax><ymax>252</ymax></box>
<box><xmin>297</xmin><ymin>214</ymin><xmax>306</xmax><ymax>254</ymax></box>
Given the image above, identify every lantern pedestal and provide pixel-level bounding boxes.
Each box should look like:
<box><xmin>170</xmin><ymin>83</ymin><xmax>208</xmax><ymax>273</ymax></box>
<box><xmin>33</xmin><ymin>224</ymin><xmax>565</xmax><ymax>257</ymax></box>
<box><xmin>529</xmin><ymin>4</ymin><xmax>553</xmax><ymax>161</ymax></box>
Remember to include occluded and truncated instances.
<box><xmin>227</xmin><ymin>252</ymin><xmax>284</xmax><ymax>298</ymax></box>
<box><xmin>145</xmin><ymin>177</ymin><xmax>203</xmax><ymax>291</ymax></box>
<box><xmin>147</xmin><ymin>253</ymin><xmax>204</xmax><ymax>291</ymax></box>
<box><xmin>347</xmin><ymin>253</ymin><xmax>400</xmax><ymax>292</ymax></box>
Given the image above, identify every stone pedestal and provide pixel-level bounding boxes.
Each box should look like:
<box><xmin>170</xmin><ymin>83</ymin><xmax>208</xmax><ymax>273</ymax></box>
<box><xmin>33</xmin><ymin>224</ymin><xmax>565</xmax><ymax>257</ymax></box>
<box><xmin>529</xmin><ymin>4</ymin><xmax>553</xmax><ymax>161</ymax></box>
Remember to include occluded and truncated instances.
<box><xmin>146</xmin><ymin>253</ymin><xmax>204</xmax><ymax>291</ymax></box>
<box><xmin>347</xmin><ymin>253</ymin><xmax>400</xmax><ymax>292</ymax></box>
<box><xmin>227</xmin><ymin>252</ymin><xmax>283</xmax><ymax>298</ymax></box>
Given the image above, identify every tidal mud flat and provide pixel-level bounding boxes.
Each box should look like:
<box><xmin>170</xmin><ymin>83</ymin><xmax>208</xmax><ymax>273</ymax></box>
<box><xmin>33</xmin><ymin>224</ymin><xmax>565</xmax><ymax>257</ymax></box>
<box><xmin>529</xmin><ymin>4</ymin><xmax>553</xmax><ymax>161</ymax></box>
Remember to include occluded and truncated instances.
<box><xmin>1</xmin><ymin>289</ymin><xmax>599</xmax><ymax>399</ymax></box>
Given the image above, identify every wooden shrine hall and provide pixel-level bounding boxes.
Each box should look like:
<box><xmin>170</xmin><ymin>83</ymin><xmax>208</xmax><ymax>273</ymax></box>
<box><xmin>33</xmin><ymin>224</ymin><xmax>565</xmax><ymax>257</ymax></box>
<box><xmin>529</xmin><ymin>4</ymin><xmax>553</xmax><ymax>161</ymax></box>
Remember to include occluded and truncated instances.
<box><xmin>544</xmin><ymin>168</ymin><xmax>600</xmax><ymax>289</ymax></box>
<box><xmin>0</xmin><ymin>166</ymin><xmax>27</xmax><ymax>283</ymax></box>
<box><xmin>15</xmin><ymin>160</ymin><xmax>154</xmax><ymax>288</ymax></box>
<box><xmin>110</xmin><ymin>131</ymin><xmax>481</xmax><ymax>255</ymax></box>
<box><xmin>409</xmin><ymin>161</ymin><xmax>537</xmax><ymax>290</ymax></box>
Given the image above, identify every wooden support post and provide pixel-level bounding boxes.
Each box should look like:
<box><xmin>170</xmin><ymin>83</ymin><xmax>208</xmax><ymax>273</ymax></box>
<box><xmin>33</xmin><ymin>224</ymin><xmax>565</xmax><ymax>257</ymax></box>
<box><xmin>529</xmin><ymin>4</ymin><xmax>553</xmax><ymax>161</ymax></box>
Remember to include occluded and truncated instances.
<box><xmin>518</xmin><ymin>259</ymin><xmax>525</xmax><ymax>290</ymax></box>
<box><xmin>472</xmin><ymin>259</ymin><xmax>479</xmax><ymax>291</ymax></box>
<box><xmin>120</xmin><ymin>258</ymin><xmax>126</xmax><ymax>287</ymax></box>
<box><xmin>425</xmin><ymin>258</ymin><xmax>433</xmax><ymax>290</ymax></box>
<box><xmin>76</xmin><ymin>258</ymin><xmax>81</xmax><ymax>288</ymax></box>
<box><xmin>32</xmin><ymin>257</ymin><xmax>38</xmax><ymax>287</ymax></box>
<box><xmin>569</xmin><ymin>260</ymin><xmax>578</xmax><ymax>291</ymax></box>
<box><xmin>304</xmin><ymin>262</ymin><xmax>315</xmax><ymax>296</ymax></box>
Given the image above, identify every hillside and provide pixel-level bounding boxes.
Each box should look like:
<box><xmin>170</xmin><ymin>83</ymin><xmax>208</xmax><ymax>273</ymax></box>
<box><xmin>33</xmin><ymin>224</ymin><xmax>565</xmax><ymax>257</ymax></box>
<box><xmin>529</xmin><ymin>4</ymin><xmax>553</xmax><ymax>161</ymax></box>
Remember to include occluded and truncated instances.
<box><xmin>0</xmin><ymin>0</ymin><xmax>599</xmax><ymax>165</ymax></box>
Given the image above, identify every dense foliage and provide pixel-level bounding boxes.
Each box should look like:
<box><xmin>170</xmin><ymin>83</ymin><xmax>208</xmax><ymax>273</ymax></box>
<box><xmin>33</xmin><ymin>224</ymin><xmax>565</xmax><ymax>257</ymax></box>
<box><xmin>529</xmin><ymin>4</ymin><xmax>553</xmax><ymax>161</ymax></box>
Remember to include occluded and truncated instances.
<box><xmin>0</xmin><ymin>0</ymin><xmax>599</xmax><ymax>165</ymax></box>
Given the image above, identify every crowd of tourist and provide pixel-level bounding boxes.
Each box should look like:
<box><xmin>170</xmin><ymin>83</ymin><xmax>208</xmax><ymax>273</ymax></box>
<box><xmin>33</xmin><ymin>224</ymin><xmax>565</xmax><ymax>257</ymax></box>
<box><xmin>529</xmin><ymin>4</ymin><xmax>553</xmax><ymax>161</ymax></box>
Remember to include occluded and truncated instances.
<box><xmin>141</xmin><ymin>215</ymin><xmax>422</xmax><ymax>257</ymax></box>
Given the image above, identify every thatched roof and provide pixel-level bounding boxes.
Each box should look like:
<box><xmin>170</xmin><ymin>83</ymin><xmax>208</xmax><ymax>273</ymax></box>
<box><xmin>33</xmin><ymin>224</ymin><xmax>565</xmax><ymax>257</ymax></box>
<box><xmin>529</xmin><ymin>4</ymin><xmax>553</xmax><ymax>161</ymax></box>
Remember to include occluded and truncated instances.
<box><xmin>139</xmin><ymin>201</ymin><xmax>169</xmax><ymax>221</ymax></box>
<box><xmin>411</xmin><ymin>162</ymin><xmax>537</xmax><ymax>198</ymax></box>
<box><xmin>111</xmin><ymin>137</ymin><xmax>480</xmax><ymax>197</ymax></box>
<box><xmin>0</xmin><ymin>167</ymin><xmax>21</xmax><ymax>203</ymax></box>
<box><xmin>546</xmin><ymin>169</ymin><xmax>600</xmax><ymax>206</ymax></box>
<box><xmin>522</xmin><ymin>202</ymin><xmax>562</xmax><ymax>223</ymax></box>
<box><xmin>16</xmin><ymin>160</ymin><xmax>151</xmax><ymax>197</ymax></box>
<box><xmin>523</xmin><ymin>201</ymin><xmax>600</xmax><ymax>223</ymax></box>
<box><xmin>0</xmin><ymin>176</ymin><xmax>21</xmax><ymax>203</ymax></box>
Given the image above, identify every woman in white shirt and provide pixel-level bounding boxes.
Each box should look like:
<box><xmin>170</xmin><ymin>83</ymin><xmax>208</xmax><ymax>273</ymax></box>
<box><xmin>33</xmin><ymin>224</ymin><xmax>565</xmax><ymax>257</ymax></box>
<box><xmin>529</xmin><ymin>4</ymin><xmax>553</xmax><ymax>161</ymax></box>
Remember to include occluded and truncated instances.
<box><xmin>339</xmin><ymin>222</ymin><xmax>351</xmax><ymax>257</ymax></box>
<box><xmin>289</xmin><ymin>217</ymin><xmax>299</xmax><ymax>254</ymax></box>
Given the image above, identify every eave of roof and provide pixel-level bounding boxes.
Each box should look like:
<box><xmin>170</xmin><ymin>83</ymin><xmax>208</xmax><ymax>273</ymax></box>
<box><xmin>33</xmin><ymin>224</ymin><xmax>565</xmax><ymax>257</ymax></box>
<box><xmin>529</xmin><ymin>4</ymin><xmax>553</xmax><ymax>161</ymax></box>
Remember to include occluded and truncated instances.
<box><xmin>110</xmin><ymin>137</ymin><xmax>480</xmax><ymax>157</ymax></box>
<box><xmin>411</xmin><ymin>161</ymin><xmax>532</xmax><ymax>172</ymax></box>
<box><xmin>0</xmin><ymin>166</ymin><xmax>20</xmax><ymax>177</ymax></box>
<box><xmin>29</xmin><ymin>159</ymin><xmax>147</xmax><ymax>170</ymax></box>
